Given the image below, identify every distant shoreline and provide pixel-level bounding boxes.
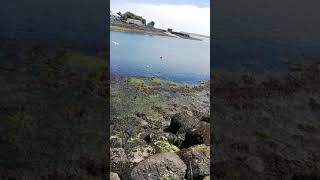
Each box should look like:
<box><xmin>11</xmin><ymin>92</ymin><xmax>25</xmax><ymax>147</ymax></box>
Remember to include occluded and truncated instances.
<box><xmin>110</xmin><ymin>22</ymin><xmax>202</xmax><ymax>41</ymax></box>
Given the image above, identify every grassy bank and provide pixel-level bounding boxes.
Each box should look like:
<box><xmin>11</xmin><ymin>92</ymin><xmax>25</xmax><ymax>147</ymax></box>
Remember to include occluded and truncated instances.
<box><xmin>110</xmin><ymin>25</ymin><xmax>130</xmax><ymax>32</ymax></box>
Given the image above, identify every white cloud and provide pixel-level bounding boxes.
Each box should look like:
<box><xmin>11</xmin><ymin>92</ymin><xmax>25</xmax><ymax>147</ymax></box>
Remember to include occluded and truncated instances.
<box><xmin>111</xmin><ymin>2</ymin><xmax>210</xmax><ymax>36</ymax></box>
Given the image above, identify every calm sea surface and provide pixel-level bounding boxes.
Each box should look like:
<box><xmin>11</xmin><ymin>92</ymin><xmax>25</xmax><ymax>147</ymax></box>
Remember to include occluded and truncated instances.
<box><xmin>110</xmin><ymin>31</ymin><xmax>210</xmax><ymax>84</ymax></box>
<box><xmin>213</xmin><ymin>0</ymin><xmax>320</xmax><ymax>72</ymax></box>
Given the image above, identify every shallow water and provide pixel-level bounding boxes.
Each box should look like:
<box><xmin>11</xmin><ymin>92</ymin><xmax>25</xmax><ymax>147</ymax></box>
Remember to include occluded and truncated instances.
<box><xmin>213</xmin><ymin>0</ymin><xmax>320</xmax><ymax>72</ymax></box>
<box><xmin>110</xmin><ymin>31</ymin><xmax>210</xmax><ymax>84</ymax></box>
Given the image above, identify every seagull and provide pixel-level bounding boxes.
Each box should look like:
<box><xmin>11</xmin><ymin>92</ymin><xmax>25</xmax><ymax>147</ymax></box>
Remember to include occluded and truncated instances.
<box><xmin>112</xmin><ymin>41</ymin><xmax>119</xmax><ymax>45</ymax></box>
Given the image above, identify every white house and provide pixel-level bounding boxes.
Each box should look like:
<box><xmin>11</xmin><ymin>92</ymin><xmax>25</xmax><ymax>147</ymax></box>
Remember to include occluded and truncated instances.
<box><xmin>126</xmin><ymin>18</ymin><xmax>143</xmax><ymax>26</ymax></box>
<box><xmin>110</xmin><ymin>11</ymin><xmax>121</xmax><ymax>22</ymax></box>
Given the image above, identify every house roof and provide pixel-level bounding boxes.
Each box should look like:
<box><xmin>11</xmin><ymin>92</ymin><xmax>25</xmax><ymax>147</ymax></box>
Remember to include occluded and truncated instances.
<box><xmin>110</xmin><ymin>11</ymin><xmax>121</xmax><ymax>17</ymax></box>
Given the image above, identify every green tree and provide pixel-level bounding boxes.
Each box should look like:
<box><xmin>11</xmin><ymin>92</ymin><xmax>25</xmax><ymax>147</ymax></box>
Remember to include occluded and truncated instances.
<box><xmin>121</xmin><ymin>11</ymin><xmax>146</xmax><ymax>25</ymax></box>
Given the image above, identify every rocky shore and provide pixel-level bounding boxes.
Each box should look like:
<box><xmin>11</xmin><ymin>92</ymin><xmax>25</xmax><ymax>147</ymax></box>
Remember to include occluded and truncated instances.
<box><xmin>110</xmin><ymin>76</ymin><xmax>210</xmax><ymax>179</ymax></box>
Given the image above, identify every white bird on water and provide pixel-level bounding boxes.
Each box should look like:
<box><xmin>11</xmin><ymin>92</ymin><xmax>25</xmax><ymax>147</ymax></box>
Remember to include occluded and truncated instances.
<box><xmin>112</xmin><ymin>41</ymin><xmax>119</xmax><ymax>45</ymax></box>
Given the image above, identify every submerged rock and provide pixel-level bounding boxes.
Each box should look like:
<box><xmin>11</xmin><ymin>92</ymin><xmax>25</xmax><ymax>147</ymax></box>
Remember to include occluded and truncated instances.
<box><xmin>131</xmin><ymin>152</ymin><xmax>187</xmax><ymax>180</ymax></box>
<box><xmin>178</xmin><ymin>144</ymin><xmax>210</xmax><ymax>179</ymax></box>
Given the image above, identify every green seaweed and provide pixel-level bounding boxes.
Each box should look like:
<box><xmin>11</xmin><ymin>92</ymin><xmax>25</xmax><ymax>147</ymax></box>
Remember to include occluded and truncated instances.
<box><xmin>154</xmin><ymin>140</ymin><xmax>180</xmax><ymax>152</ymax></box>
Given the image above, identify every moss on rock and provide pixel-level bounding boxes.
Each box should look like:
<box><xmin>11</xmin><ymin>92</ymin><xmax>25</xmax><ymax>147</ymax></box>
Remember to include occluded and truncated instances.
<box><xmin>128</xmin><ymin>77</ymin><xmax>148</xmax><ymax>90</ymax></box>
<box><xmin>154</xmin><ymin>140</ymin><xmax>180</xmax><ymax>153</ymax></box>
<box><xmin>150</xmin><ymin>77</ymin><xmax>162</xmax><ymax>85</ymax></box>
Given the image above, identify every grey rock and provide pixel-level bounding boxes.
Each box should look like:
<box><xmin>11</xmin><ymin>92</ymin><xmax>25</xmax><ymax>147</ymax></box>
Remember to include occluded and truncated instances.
<box><xmin>110</xmin><ymin>172</ymin><xmax>121</xmax><ymax>180</ymax></box>
<box><xmin>178</xmin><ymin>144</ymin><xmax>210</xmax><ymax>178</ymax></box>
<box><xmin>111</xmin><ymin>148</ymin><xmax>128</xmax><ymax>164</ymax></box>
<box><xmin>127</xmin><ymin>145</ymin><xmax>155</xmax><ymax>163</ymax></box>
<box><xmin>131</xmin><ymin>152</ymin><xmax>187</xmax><ymax>180</ymax></box>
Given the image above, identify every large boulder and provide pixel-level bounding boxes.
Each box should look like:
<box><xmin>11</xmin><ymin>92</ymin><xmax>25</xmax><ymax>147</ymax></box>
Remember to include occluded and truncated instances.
<box><xmin>165</xmin><ymin>112</ymin><xmax>210</xmax><ymax>148</ymax></box>
<box><xmin>127</xmin><ymin>145</ymin><xmax>155</xmax><ymax>163</ymax></box>
<box><xmin>110</xmin><ymin>172</ymin><xmax>121</xmax><ymax>180</ymax></box>
<box><xmin>178</xmin><ymin>144</ymin><xmax>210</xmax><ymax>179</ymax></box>
<box><xmin>131</xmin><ymin>152</ymin><xmax>187</xmax><ymax>180</ymax></box>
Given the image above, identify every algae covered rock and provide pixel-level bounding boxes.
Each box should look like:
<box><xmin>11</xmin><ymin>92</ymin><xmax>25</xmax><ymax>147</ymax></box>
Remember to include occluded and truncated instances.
<box><xmin>127</xmin><ymin>145</ymin><xmax>156</xmax><ymax>163</ymax></box>
<box><xmin>178</xmin><ymin>144</ymin><xmax>210</xmax><ymax>179</ymax></box>
<box><xmin>146</xmin><ymin>132</ymin><xmax>178</xmax><ymax>145</ymax></box>
<box><xmin>131</xmin><ymin>152</ymin><xmax>187</xmax><ymax>180</ymax></box>
<box><xmin>110</xmin><ymin>172</ymin><xmax>121</xmax><ymax>180</ymax></box>
<box><xmin>154</xmin><ymin>140</ymin><xmax>180</xmax><ymax>153</ymax></box>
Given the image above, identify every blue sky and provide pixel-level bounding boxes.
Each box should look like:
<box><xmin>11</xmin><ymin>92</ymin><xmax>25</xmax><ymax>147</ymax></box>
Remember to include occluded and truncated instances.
<box><xmin>111</xmin><ymin>0</ymin><xmax>210</xmax><ymax>35</ymax></box>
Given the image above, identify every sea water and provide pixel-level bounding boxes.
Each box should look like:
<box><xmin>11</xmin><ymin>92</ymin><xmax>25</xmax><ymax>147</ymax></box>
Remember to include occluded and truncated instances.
<box><xmin>110</xmin><ymin>31</ymin><xmax>210</xmax><ymax>84</ymax></box>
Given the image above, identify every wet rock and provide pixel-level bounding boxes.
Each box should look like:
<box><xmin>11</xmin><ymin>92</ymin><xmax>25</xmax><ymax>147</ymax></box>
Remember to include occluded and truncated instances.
<box><xmin>110</xmin><ymin>148</ymin><xmax>128</xmax><ymax>164</ymax></box>
<box><xmin>165</xmin><ymin>112</ymin><xmax>198</xmax><ymax>135</ymax></box>
<box><xmin>178</xmin><ymin>144</ymin><xmax>210</xmax><ymax>179</ymax></box>
<box><xmin>200</xmin><ymin>116</ymin><xmax>210</xmax><ymax>123</ymax></box>
<box><xmin>181</xmin><ymin>122</ymin><xmax>210</xmax><ymax>148</ymax></box>
<box><xmin>146</xmin><ymin>132</ymin><xmax>178</xmax><ymax>145</ymax></box>
<box><xmin>127</xmin><ymin>145</ymin><xmax>155</xmax><ymax>163</ymax></box>
<box><xmin>131</xmin><ymin>152</ymin><xmax>187</xmax><ymax>180</ymax></box>
<box><xmin>110</xmin><ymin>172</ymin><xmax>121</xmax><ymax>180</ymax></box>
<box><xmin>136</xmin><ymin>112</ymin><xmax>146</xmax><ymax>119</ymax></box>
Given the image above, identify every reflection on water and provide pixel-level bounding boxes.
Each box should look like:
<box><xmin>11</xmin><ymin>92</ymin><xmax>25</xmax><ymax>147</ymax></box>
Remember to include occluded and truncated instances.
<box><xmin>213</xmin><ymin>0</ymin><xmax>320</xmax><ymax>71</ymax></box>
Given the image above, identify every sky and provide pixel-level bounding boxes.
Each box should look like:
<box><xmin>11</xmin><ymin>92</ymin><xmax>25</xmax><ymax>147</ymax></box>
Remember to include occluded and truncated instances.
<box><xmin>110</xmin><ymin>0</ymin><xmax>210</xmax><ymax>36</ymax></box>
